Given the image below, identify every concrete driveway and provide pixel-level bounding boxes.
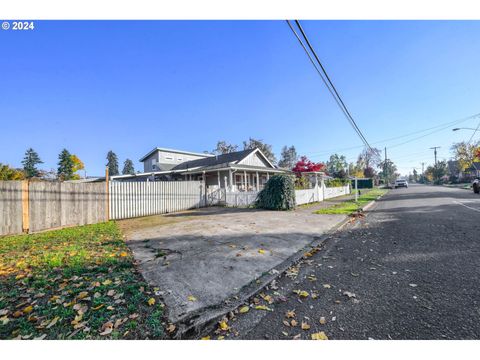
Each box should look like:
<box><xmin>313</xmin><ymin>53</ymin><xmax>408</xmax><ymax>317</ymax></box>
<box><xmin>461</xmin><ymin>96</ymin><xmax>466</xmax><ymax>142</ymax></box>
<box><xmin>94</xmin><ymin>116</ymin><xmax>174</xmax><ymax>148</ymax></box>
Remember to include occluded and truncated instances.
<box><xmin>120</xmin><ymin>206</ymin><xmax>347</xmax><ymax>334</ymax></box>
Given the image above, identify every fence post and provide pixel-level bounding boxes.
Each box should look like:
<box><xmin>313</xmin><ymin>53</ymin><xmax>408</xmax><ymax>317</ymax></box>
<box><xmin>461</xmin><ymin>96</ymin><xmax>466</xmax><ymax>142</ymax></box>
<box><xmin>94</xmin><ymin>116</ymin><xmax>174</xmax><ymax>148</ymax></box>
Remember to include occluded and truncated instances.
<box><xmin>21</xmin><ymin>180</ymin><xmax>29</xmax><ymax>233</ymax></box>
<box><xmin>105</xmin><ymin>167</ymin><xmax>110</xmax><ymax>221</ymax></box>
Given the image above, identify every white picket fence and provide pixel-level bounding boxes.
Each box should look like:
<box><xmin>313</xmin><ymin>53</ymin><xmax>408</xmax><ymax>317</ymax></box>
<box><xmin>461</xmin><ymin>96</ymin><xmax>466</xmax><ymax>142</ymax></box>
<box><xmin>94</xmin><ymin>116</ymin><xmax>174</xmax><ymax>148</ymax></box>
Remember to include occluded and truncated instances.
<box><xmin>225</xmin><ymin>191</ymin><xmax>259</xmax><ymax>207</ymax></box>
<box><xmin>108</xmin><ymin>180</ymin><xmax>351</xmax><ymax>219</ymax></box>
<box><xmin>109</xmin><ymin>181</ymin><xmax>204</xmax><ymax>220</ymax></box>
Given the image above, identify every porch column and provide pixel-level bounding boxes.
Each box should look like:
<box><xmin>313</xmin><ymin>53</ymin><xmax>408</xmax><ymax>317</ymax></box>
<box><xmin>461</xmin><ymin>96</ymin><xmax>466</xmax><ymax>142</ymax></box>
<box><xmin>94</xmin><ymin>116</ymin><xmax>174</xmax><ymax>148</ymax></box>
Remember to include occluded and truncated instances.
<box><xmin>217</xmin><ymin>171</ymin><xmax>221</xmax><ymax>188</ymax></box>
<box><xmin>244</xmin><ymin>171</ymin><xmax>247</xmax><ymax>191</ymax></box>
<box><xmin>267</xmin><ymin>172</ymin><xmax>270</xmax><ymax>181</ymax></box>
<box><xmin>229</xmin><ymin>169</ymin><xmax>233</xmax><ymax>192</ymax></box>
<box><xmin>256</xmin><ymin>172</ymin><xmax>259</xmax><ymax>191</ymax></box>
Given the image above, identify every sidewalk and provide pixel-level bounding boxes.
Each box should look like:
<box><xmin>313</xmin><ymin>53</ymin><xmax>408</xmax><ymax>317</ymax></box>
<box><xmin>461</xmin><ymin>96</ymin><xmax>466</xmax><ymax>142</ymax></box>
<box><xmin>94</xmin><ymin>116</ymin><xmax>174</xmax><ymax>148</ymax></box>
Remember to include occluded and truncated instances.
<box><xmin>122</xmin><ymin>206</ymin><xmax>349</xmax><ymax>337</ymax></box>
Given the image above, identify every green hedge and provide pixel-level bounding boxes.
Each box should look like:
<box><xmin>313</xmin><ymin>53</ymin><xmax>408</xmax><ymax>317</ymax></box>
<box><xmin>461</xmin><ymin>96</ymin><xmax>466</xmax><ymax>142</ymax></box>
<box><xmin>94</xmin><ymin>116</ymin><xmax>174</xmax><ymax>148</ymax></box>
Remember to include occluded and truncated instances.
<box><xmin>324</xmin><ymin>178</ymin><xmax>349</xmax><ymax>188</ymax></box>
<box><xmin>255</xmin><ymin>174</ymin><xmax>296</xmax><ymax>210</ymax></box>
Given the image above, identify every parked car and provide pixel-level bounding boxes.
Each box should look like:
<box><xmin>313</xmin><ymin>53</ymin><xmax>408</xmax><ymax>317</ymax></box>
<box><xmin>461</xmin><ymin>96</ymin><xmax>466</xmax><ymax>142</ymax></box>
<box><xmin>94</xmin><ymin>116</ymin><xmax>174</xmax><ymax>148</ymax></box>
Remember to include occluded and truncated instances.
<box><xmin>394</xmin><ymin>179</ymin><xmax>408</xmax><ymax>188</ymax></box>
<box><xmin>473</xmin><ymin>178</ymin><xmax>480</xmax><ymax>194</ymax></box>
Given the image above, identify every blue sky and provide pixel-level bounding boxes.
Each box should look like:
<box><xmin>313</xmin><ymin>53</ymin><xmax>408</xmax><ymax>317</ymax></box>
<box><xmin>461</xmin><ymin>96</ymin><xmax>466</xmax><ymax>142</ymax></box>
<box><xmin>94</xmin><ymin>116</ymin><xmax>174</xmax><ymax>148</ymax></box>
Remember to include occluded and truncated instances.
<box><xmin>1</xmin><ymin>20</ymin><xmax>480</xmax><ymax>176</ymax></box>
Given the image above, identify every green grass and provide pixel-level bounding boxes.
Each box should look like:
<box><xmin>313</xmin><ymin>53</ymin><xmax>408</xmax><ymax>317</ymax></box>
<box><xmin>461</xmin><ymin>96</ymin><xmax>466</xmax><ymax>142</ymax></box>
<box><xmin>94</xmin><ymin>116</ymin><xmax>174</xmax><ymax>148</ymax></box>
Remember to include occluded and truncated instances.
<box><xmin>314</xmin><ymin>188</ymin><xmax>388</xmax><ymax>215</ymax></box>
<box><xmin>0</xmin><ymin>222</ymin><xmax>165</xmax><ymax>340</ymax></box>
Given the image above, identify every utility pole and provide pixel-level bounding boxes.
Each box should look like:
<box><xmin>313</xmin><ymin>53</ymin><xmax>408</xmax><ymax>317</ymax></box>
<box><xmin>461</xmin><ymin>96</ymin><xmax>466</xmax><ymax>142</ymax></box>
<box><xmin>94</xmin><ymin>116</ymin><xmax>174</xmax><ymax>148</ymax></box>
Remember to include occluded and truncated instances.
<box><xmin>430</xmin><ymin>146</ymin><xmax>440</xmax><ymax>165</ymax></box>
<box><xmin>384</xmin><ymin>147</ymin><xmax>388</xmax><ymax>186</ymax></box>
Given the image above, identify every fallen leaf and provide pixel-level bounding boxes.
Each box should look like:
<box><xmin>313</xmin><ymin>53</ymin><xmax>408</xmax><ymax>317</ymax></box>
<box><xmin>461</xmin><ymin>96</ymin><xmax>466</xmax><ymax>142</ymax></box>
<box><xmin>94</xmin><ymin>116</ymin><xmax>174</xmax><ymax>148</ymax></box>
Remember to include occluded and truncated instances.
<box><xmin>129</xmin><ymin>313</ymin><xmax>139</xmax><ymax>319</ymax></box>
<box><xmin>99</xmin><ymin>321</ymin><xmax>113</xmax><ymax>336</ymax></box>
<box><xmin>219</xmin><ymin>320</ymin><xmax>229</xmax><ymax>331</ymax></box>
<box><xmin>282</xmin><ymin>331</ymin><xmax>288</xmax><ymax>336</ymax></box>
<box><xmin>301</xmin><ymin>322</ymin><xmax>311</xmax><ymax>330</ymax></box>
<box><xmin>34</xmin><ymin>334</ymin><xmax>47</xmax><ymax>340</ymax></box>
<box><xmin>296</xmin><ymin>290</ymin><xmax>309</xmax><ymax>298</ymax></box>
<box><xmin>258</xmin><ymin>249</ymin><xmax>266</xmax><ymax>254</ymax></box>
<box><xmin>255</xmin><ymin>305</ymin><xmax>272</xmax><ymax>311</ymax></box>
<box><xmin>201</xmin><ymin>336</ymin><xmax>211</xmax><ymax>340</ymax></box>
<box><xmin>293</xmin><ymin>333</ymin><xmax>302</xmax><ymax>340</ymax></box>
<box><xmin>102</xmin><ymin>279</ymin><xmax>112</xmax><ymax>286</ymax></box>
<box><xmin>311</xmin><ymin>331</ymin><xmax>329</xmax><ymax>340</ymax></box>
<box><xmin>319</xmin><ymin>316</ymin><xmax>326</xmax><ymax>325</ymax></box>
<box><xmin>187</xmin><ymin>295</ymin><xmax>197</xmax><ymax>302</ymax></box>
<box><xmin>285</xmin><ymin>310</ymin><xmax>296</xmax><ymax>318</ymax></box>
<box><xmin>0</xmin><ymin>316</ymin><xmax>10</xmax><ymax>325</ymax></box>
<box><xmin>343</xmin><ymin>291</ymin><xmax>356</xmax><ymax>298</ymax></box>
<box><xmin>46</xmin><ymin>316</ymin><xmax>60</xmax><ymax>329</ymax></box>
<box><xmin>71</xmin><ymin>314</ymin><xmax>83</xmax><ymax>325</ymax></box>
<box><xmin>283</xmin><ymin>320</ymin><xmax>290</xmax><ymax>327</ymax></box>
<box><xmin>239</xmin><ymin>306</ymin><xmax>250</xmax><ymax>314</ymax></box>
<box><xmin>13</xmin><ymin>310</ymin><xmax>23</xmax><ymax>318</ymax></box>
<box><xmin>92</xmin><ymin>304</ymin><xmax>104</xmax><ymax>311</ymax></box>
<box><xmin>77</xmin><ymin>291</ymin><xmax>89</xmax><ymax>300</ymax></box>
<box><xmin>120</xmin><ymin>252</ymin><xmax>128</xmax><ymax>257</ymax></box>
<box><xmin>107</xmin><ymin>290</ymin><xmax>116</xmax><ymax>296</ymax></box>
<box><xmin>290</xmin><ymin>319</ymin><xmax>298</xmax><ymax>327</ymax></box>
<box><xmin>323</xmin><ymin>284</ymin><xmax>331</xmax><ymax>289</ymax></box>
<box><xmin>22</xmin><ymin>305</ymin><xmax>33</xmax><ymax>314</ymax></box>
<box><xmin>166</xmin><ymin>324</ymin><xmax>176</xmax><ymax>333</ymax></box>
<box><xmin>217</xmin><ymin>336</ymin><xmax>225</xmax><ymax>340</ymax></box>
<box><xmin>0</xmin><ymin>309</ymin><xmax>9</xmax><ymax>316</ymax></box>
<box><xmin>147</xmin><ymin>298</ymin><xmax>156</xmax><ymax>306</ymax></box>
<box><xmin>409</xmin><ymin>283</ymin><xmax>418</xmax><ymax>287</ymax></box>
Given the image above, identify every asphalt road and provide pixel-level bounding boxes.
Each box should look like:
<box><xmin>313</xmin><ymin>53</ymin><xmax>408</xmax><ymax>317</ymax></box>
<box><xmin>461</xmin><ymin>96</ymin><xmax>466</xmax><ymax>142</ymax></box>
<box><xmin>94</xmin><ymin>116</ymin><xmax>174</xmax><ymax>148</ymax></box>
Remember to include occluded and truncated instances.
<box><xmin>205</xmin><ymin>184</ymin><xmax>480</xmax><ymax>340</ymax></box>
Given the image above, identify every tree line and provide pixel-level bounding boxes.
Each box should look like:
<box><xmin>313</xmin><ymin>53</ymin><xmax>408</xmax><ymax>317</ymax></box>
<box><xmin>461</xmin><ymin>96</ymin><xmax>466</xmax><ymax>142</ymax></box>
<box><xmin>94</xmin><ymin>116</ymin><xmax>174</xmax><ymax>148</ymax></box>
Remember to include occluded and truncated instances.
<box><xmin>212</xmin><ymin>139</ymin><xmax>397</xmax><ymax>183</ymax></box>
<box><xmin>0</xmin><ymin>149</ymin><xmax>136</xmax><ymax>181</ymax></box>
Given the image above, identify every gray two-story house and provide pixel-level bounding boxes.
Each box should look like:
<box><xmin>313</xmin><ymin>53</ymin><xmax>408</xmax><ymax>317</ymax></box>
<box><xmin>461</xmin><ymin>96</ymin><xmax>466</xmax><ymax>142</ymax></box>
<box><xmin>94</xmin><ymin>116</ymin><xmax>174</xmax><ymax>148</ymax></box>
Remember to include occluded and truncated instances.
<box><xmin>112</xmin><ymin>147</ymin><xmax>286</xmax><ymax>191</ymax></box>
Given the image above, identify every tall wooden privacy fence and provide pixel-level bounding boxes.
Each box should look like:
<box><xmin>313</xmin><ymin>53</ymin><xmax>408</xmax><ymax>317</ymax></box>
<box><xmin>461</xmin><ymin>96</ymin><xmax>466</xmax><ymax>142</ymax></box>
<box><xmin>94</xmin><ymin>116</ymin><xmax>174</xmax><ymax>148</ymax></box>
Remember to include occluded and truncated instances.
<box><xmin>0</xmin><ymin>181</ymin><xmax>107</xmax><ymax>236</ymax></box>
<box><xmin>108</xmin><ymin>181</ymin><xmax>203</xmax><ymax>220</ymax></box>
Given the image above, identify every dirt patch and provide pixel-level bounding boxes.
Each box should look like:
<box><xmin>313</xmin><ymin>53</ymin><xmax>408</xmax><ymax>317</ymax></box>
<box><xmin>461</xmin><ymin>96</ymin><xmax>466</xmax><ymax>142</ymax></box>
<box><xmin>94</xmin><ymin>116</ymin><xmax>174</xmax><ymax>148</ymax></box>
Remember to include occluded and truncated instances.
<box><xmin>116</xmin><ymin>211</ymin><xmax>196</xmax><ymax>236</ymax></box>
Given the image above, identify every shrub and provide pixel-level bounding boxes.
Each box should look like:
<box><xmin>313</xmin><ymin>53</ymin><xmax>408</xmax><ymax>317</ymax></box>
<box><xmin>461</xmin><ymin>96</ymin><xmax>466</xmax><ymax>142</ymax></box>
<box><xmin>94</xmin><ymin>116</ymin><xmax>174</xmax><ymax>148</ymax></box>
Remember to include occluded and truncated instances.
<box><xmin>256</xmin><ymin>174</ymin><xmax>296</xmax><ymax>210</ymax></box>
<box><xmin>324</xmin><ymin>178</ymin><xmax>349</xmax><ymax>187</ymax></box>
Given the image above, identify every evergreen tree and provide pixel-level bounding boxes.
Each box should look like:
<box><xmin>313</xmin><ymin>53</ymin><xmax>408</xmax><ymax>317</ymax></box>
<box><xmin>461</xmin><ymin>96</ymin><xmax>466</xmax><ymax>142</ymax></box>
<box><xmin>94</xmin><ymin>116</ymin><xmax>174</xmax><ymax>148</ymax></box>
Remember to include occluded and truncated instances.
<box><xmin>21</xmin><ymin>148</ymin><xmax>43</xmax><ymax>178</ymax></box>
<box><xmin>278</xmin><ymin>145</ymin><xmax>298</xmax><ymax>169</ymax></box>
<box><xmin>106</xmin><ymin>151</ymin><xmax>119</xmax><ymax>176</ymax></box>
<box><xmin>57</xmin><ymin>148</ymin><xmax>74</xmax><ymax>181</ymax></box>
<box><xmin>122</xmin><ymin>159</ymin><xmax>135</xmax><ymax>175</ymax></box>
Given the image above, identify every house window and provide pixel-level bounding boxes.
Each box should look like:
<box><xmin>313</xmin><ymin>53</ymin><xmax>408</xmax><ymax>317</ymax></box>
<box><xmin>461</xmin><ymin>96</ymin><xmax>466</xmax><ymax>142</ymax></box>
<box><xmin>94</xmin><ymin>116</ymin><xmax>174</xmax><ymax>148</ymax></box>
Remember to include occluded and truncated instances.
<box><xmin>165</xmin><ymin>156</ymin><xmax>173</xmax><ymax>160</ymax></box>
<box><xmin>177</xmin><ymin>158</ymin><xmax>183</xmax><ymax>161</ymax></box>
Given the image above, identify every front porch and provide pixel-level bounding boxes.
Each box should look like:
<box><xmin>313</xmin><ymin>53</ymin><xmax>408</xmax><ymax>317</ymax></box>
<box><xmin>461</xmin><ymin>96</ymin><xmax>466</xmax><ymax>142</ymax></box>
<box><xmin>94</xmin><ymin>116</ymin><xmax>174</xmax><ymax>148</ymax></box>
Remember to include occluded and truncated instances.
<box><xmin>181</xmin><ymin>167</ymin><xmax>286</xmax><ymax>192</ymax></box>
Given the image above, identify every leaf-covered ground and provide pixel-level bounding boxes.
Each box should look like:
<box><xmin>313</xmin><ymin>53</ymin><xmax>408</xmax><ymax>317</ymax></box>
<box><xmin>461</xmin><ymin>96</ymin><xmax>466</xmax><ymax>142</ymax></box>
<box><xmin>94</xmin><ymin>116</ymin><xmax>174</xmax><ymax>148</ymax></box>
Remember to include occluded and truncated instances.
<box><xmin>0</xmin><ymin>222</ymin><xmax>166</xmax><ymax>339</ymax></box>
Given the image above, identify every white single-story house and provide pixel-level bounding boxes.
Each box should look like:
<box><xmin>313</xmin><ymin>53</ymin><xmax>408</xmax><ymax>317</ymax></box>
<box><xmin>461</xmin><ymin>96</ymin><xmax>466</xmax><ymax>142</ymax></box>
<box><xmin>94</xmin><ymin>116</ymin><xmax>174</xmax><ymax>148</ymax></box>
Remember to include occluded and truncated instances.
<box><xmin>111</xmin><ymin>147</ymin><xmax>288</xmax><ymax>191</ymax></box>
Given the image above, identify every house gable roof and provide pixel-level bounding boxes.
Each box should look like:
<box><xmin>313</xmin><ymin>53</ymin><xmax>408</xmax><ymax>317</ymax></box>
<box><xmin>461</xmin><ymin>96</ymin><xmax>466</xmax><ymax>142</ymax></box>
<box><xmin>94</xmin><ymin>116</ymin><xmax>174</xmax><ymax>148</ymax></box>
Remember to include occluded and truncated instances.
<box><xmin>172</xmin><ymin>148</ymin><xmax>257</xmax><ymax>171</ymax></box>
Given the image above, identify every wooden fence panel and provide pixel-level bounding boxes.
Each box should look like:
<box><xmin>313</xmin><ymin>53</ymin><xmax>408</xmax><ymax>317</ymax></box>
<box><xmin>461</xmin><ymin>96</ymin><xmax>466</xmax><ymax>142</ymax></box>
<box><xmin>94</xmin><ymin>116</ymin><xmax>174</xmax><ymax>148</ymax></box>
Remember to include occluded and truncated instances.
<box><xmin>0</xmin><ymin>181</ymin><xmax>23</xmax><ymax>236</ymax></box>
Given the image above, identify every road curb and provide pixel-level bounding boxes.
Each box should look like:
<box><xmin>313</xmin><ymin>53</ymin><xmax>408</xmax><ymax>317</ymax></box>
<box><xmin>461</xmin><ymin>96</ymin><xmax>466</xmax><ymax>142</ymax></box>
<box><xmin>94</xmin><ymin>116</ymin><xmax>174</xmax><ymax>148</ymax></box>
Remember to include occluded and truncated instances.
<box><xmin>172</xmin><ymin>215</ymin><xmax>353</xmax><ymax>339</ymax></box>
<box><xmin>360</xmin><ymin>191</ymin><xmax>387</xmax><ymax>213</ymax></box>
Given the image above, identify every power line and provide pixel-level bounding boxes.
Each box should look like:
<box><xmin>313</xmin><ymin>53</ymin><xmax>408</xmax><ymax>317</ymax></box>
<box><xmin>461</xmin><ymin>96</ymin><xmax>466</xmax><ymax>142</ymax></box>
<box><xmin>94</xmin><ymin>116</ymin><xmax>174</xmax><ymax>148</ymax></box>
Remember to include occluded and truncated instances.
<box><xmin>287</xmin><ymin>20</ymin><xmax>372</xmax><ymax>151</ymax></box>
<box><xmin>306</xmin><ymin>114</ymin><xmax>476</xmax><ymax>158</ymax></box>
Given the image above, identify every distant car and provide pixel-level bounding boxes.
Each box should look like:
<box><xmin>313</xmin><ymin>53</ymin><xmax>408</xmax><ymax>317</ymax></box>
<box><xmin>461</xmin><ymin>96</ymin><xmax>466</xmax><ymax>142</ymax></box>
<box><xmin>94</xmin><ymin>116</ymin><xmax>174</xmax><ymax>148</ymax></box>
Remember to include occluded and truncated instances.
<box><xmin>473</xmin><ymin>179</ymin><xmax>480</xmax><ymax>194</ymax></box>
<box><xmin>394</xmin><ymin>179</ymin><xmax>408</xmax><ymax>189</ymax></box>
